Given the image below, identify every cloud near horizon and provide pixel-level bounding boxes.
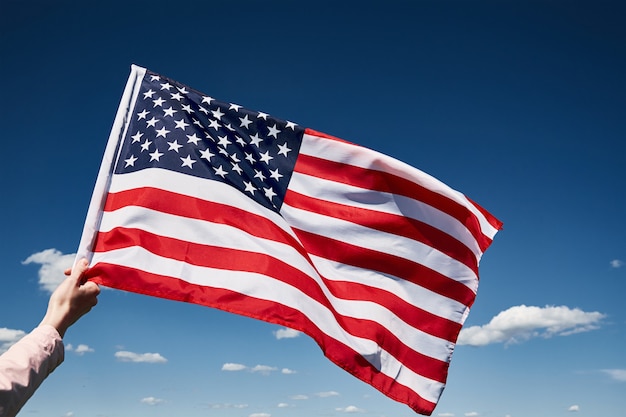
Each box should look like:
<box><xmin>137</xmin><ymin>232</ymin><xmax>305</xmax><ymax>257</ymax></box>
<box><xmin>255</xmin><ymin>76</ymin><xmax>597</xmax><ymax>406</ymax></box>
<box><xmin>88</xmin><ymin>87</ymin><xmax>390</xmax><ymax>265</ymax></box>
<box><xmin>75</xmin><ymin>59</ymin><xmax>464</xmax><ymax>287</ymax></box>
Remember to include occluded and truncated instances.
<box><xmin>458</xmin><ymin>305</ymin><xmax>605</xmax><ymax>346</ymax></box>
<box><xmin>115</xmin><ymin>351</ymin><xmax>167</xmax><ymax>363</ymax></box>
<box><xmin>22</xmin><ymin>248</ymin><xmax>76</xmax><ymax>293</ymax></box>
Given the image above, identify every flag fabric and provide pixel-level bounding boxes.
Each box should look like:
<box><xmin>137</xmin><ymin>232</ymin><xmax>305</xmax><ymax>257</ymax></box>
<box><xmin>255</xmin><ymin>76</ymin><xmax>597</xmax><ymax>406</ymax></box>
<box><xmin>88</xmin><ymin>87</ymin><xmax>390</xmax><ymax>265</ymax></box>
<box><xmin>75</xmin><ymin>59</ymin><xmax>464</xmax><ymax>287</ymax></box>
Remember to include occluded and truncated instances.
<box><xmin>76</xmin><ymin>65</ymin><xmax>502</xmax><ymax>415</ymax></box>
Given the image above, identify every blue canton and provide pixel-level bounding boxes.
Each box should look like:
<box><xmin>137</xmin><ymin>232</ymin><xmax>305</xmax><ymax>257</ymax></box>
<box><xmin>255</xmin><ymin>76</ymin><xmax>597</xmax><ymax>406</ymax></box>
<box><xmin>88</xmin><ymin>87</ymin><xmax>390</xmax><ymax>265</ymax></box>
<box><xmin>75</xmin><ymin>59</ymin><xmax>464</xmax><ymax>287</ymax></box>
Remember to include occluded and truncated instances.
<box><xmin>115</xmin><ymin>70</ymin><xmax>304</xmax><ymax>212</ymax></box>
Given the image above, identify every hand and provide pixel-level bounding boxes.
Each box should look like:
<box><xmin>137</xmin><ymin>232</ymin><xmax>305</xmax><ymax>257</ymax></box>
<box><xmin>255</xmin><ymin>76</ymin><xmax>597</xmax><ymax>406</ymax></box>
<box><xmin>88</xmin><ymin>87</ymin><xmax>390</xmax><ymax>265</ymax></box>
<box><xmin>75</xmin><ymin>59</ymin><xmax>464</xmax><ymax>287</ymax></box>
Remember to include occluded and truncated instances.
<box><xmin>39</xmin><ymin>258</ymin><xmax>101</xmax><ymax>338</ymax></box>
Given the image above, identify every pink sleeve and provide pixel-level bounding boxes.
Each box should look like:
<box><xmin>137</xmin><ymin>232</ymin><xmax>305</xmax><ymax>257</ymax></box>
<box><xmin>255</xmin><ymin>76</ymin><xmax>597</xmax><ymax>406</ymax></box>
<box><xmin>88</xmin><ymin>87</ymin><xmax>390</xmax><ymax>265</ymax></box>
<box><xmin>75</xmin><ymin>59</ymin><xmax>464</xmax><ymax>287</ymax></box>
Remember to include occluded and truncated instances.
<box><xmin>0</xmin><ymin>324</ymin><xmax>64</xmax><ymax>417</ymax></box>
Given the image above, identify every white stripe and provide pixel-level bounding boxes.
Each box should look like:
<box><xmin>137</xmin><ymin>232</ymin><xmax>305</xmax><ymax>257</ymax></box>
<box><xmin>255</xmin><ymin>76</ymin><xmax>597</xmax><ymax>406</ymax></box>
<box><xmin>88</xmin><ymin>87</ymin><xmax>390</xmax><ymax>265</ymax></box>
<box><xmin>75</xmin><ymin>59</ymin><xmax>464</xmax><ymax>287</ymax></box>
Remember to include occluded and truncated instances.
<box><xmin>311</xmin><ymin>255</ymin><xmax>470</xmax><ymax>326</ymax></box>
<box><xmin>91</xmin><ymin>247</ymin><xmax>446</xmax><ymax>403</ymax></box>
<box><xmin>281</xmin><ymin>203</ymin><xmax>478</xmax><ymax>292</ymax></box>
<box><xmin>300</xmin><ymin>132</ymin><xmax>500</xmax><ymax>240</ymax></box>
<box><xmin>99</xmin><ymin>205</ymin><xmax>456</xmax><ymax>359</ymax></box>
<box><xmin>288</xmin><ymin>170</ymin><xmax>483</xmax><ymax>260</ymax></box>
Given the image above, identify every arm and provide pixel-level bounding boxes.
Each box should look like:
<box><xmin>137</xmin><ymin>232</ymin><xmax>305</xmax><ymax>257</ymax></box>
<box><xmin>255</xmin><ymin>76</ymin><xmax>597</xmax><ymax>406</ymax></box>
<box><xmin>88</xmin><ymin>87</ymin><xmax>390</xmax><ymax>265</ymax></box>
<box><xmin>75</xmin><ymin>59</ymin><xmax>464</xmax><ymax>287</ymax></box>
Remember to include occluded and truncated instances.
<box><xmin>0</xmin><ymin>259</ymin><xmax>100</xmax><ymax>417</ymax></box>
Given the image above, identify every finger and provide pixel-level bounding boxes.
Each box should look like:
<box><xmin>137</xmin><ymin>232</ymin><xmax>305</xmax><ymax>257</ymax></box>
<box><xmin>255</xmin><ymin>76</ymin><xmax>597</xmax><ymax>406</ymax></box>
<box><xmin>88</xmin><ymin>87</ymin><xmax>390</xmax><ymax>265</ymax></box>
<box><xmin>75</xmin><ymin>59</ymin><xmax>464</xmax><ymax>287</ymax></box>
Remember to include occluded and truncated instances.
<box><xmin>69</xmin><ymin>258</ymin><xmax>90</xmax><ymax>285</ymax></box>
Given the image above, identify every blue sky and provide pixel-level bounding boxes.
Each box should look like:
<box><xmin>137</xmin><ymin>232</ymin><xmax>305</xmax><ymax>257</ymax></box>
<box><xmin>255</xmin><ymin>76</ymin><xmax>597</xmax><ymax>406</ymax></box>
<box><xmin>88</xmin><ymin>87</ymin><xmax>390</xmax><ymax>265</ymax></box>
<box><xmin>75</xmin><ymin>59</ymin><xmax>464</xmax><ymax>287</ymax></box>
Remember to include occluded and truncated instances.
<box><xmin>1</xmin><ymin>1</ymin><xmax>624</xmax><ymax>416</ymax></box>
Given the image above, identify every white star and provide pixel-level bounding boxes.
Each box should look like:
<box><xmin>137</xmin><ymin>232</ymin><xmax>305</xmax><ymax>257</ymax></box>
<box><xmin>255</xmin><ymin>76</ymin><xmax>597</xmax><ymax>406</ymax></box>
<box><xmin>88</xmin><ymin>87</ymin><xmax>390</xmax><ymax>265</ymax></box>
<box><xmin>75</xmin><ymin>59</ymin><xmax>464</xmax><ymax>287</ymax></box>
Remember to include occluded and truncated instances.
<box><xmin>180</xmin><ymin>155</ymin><xmax>196</xmax><ymax>169</ymax></box>
<box><xmin>167</xmin><ymin>140</ymin><xmax>183</xmax><ymax>152</ymax></box>
<box><xmin>217</xmin><ymin>135</ymin><xmax>232</xmax><ymax>147</ymax></box>
<box><xmin>182</xmin><ymin>104</ymin><xmax>194</xmax><ymax>114</ymax></box>
<box><xmin>264</xmin><ymin>187</ymin><xmax>277</xmax><ymax>201</ymax></box>
<box><xmin>243</xmin><ymin>181</ymin><xmax>256</xmax><ymax>195</ymax></box>
<box><xmin>149</xmin><ymin>149</ymin><xmax>164</xmax><ymax>161</ymax></box>
<box><xmin>199</xmin><ymin>106</ymin><xmax>209</xmax><ymax>115</ymax></box>
<box><xmin>211</xmin><ymin>108</ymin><xmax>224</xmax><ymax>120</ymax></box>
<box><xmin>146</xmin><ymin>117</ymin><xmax>159</xmax><ymax>127</ymax></box>
<box><xmin>231</xmin><ymin>162</ymin><xmax>243</xmax><ymax>175</ymax></box>
<box><xmin>124</xmin><ymin>155</ymin><xmax>138</xmax><ymax>167</ymax></box>
<box><xmin>213</xmin><ymin>165</ymin><xmax>227</xmax><ymax>178</ymax></box>
<box><xmin>224</xmin><ymin>123</ymin><xmax>236</xmax><ymax>131</ymax></box>
<box><xmin>267</xmin><ymin>124</ymin><xmax>281</xmax><ymax>139</ymax></box>
<box><xmin>193</xmin><ymin>119</ymin><xmax>203</xmax><ymax>127</ymax></box>
<box><xmin>137</xmin><ymin>110</ymin><xmax>150</xmax><ymax>120</ymax></box>
<box><xmin>163</xmin><ymin>107</ymin><xmax>177</xmax><ymax>117</ymax></box>
<box><xmin>186</xmin><ymin>133</ymin><xmax>201</xmax><ymax>145</ymax></box>
<box><xmin>269</xmin><ymin>168</ymin><xmax>283</xmax><ymax>180</ymax></box>
<box><xmin>229</xmin><ymin>103</ymin><xmax>241</xmax><ymax>112</ymax></box>
<box><xmin>160</xmin><ymin>82</ymin><xmax>172</xmax><ymax>90</ymax></box>
<box><xmin>150</xmin><ymin>75</ymin><xmax>160</xmax><ymax>81</ymax></box>
<box><xmin>236</xmin><ymin>136</ymin><xmax>247</xmax><ymax>146</ymax></box>
<box><xmin>249</xmin><ymin>133</ymin><xmax>263</xmax><ymax>147</ymax></box>
<box><xmin>208</xmin><ymin>119</ymin><xmax>221</xmax><ymax>130</ymax></box>
<box><xmin>131</xmin><ymin>131</ymin><xmax>143</xmax><ymax>143</ymax></box>
<box><xmin>277</xmin><ymin>143</ymin><xmax>291</xmax><ymax>157</ymax></box>
<box><xmin>259</xmin><ymin>150</ymin><xmax>273</xmax><ymax>164</ymax></box>
<box><xmin>152</xmin><ymin>97</ymin><xmax>165</xmax><ymax>107</ymax></box>
<box><xmin>285</xmin><ymin>121</ymin><xmax>297</xmax><ymax>130</ymax></box>
<box><xmin>170</xmin><ymin>92</ymin><xmax>183</xmax><ymax>101</ymax></box>
<box><xmin>174</xmin><ymin>119</ymin><xmax>190</xmax><ymax>130</ymax></box>
<box><xmin>140</xmin><ymin>139</ymin><xmax>152</xmax><ymax>152</ymax></box>
<box><xmin>254</xmin><ymin>169</ymin><xmax>266</xmax><ymax>181</ymax></box>
<box><xmin>229</xmin><ymin>152</ymin><xmax>240</xmax><ymax>163</ymax></box>
<box><xmin>218</xmin><ymin>147</ymin><xmax>229</xmax><ymax>156</ymax></box>
<box><xmin>201</xmin><ymin>96</ymin><xmax>214</xmax><ymax>104</ymax></box>
<box><xmin>257</xmin><ymin>112</ymin><xmax>269</xmax><ymax>120</ymax></box>
<box><xmin>143</xmin><ymin>89</ymin><xmax>155</xmax><ymax>99</ymax></box>
<box><xmin>239</xmin><ymin>114</ymin><xmax>253</xmax><ymax>128</ymax></box>
<box><xmin>155</xmin><ymin>126</ymin><xmax>170</xmax><ymax>138</ymax></box>
<box><xmin>177</xmin><ymin>86</ymin><xmax>189</xmax><ymax>94</ymax></box>
<box><xmin>245</xmin><ymin>152</ymin><xmax>256</xmax><ymax>164</ymax></box>
<box><xmin>199</xmin><ymin>148</ymin><xmax>215</xmax><ymax>161</ymax></box>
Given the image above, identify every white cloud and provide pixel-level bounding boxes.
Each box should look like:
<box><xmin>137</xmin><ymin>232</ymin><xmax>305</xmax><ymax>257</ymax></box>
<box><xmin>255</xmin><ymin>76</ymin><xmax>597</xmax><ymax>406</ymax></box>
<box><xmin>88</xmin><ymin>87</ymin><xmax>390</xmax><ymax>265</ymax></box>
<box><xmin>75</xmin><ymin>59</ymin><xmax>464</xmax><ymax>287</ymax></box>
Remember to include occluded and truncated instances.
<box><xmin>249</xmin><ymin>413</ymin><xmax>271</xmax><ymax>417</ymax></box>
<box><xmin>568</xmin><ymin>404</ymin><xmax>580</xmax><ymax>412</ymax></box>
<box><xmin>610</xmin><ymin>259</ymin><xmax>623</xmax><ymax>268</ymax></box>
<box><xmin>115</xmin><ymin>351</ymin><xmax>167</xmax><ymax>363</ymax></box>
<box><xmin>22</xmin><ymin>249</ymin><xmax>75</xmax><ymax>293</ymax></box>
<box><xmin>601</xmin><ymin>369</ymin><xmax>626</xmax><ymax>382</ymax></box>
<box><xmin>274</xmin><ymin>327</ymin><xmax>301</xmax><ymax>339</ymax></box>
<box><xmin>464</xmin><ymin>413</ymin><xmax>479</xmax><ymax>417</ymax></box>
<box><xmin>277</xmin><ymin>403</ymin><xmax>289</xmax><ymax>408</ymax></box>
<box><xmin>222</xmin><ymin>362</ymin><xmax>247</xmax><ymax>371</ymax></box>
<box><xmin>315</xmin><ymin>391</ymin><xmax>340</xmax><ymax>397</ymax></box>
<box><xmin>141</xmin><ymin>397</ymin><xmax>164</xmax><ymax>405</ymax></box>
<box><xmin>251</xmin><ymin>364</ymin><xmax>278</xmax><ymax>374</ymax></box>
<box><xmin>458</xmin><ymin>305</ymin><xmax>605</xmax><ymax>346</ymax></box>
<box><xmin>290</xmin><ymin>394</ymin><xmax>309</xmax><ymax>400</ymax></box>
<box><xmin>209</xmin><ymin>403</ymin><xmax>248</xmax><ymax>409</ymax></box>
<box><xmin>336</xmin><ymin>405</ymin><xmax>365</xmax><ymax>413</ymax></box>
<box><xmin>438</xmin><ymin>413</ymin><xmax>455</xmax><ymax>417</ymax></box>
<box><xmin>281</xmin><ymin>368</ymin><xmax>296</xmax><ymax>374</ymax></box>
<box><xmin>66</xmin><ymin>343</ymin><xmax>94</xmax><ymax>355</ymax></box>
<box><xmin>64</xmin><ymin>413</ymin><xmax>74</xmax><ymax>417</ymax></box>
<box><xmin>0</xmin><ymin>327</ymin><xmax>26</xmax><ymax>354</ymax></box>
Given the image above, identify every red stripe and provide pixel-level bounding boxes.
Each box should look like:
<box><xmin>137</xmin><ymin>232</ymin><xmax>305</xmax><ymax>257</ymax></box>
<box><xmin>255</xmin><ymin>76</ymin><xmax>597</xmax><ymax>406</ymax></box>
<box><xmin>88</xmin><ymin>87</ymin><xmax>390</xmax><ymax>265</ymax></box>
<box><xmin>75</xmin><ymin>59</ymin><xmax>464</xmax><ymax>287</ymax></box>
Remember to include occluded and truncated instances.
<box><xmin>103</xmin><ymin>187</ymin><xmax>309</xmax><ymax>259</ymax></box>
<box><xmin>86</xmin><ymin>262</ymin><xmax>439</xmax><ymax>415</ymax></box>
<box><xmin>291</xmin><ymin>228</ymin><xmax>477</xmax><ymax>307</ymax></box>
<box><xmin>92</xmin><ymin>226</ymin><xmax>450</xmax><ymax>381</ymax></box>
<box><xmin>283</xmin><ymin>189</ymin><xmax>479</xmax><ymax>274</ymax></box>
<box><xmin>293</xmin><ymin>153</ymin><xmax>495</xmax><ymax>253</ymax></box>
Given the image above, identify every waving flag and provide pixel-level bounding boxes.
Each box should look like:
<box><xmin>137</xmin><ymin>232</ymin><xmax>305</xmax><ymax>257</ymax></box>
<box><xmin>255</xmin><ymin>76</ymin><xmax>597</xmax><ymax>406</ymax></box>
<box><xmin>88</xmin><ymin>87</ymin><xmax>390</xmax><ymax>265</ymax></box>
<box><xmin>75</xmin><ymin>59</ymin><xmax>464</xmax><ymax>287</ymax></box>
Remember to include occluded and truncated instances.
<box><xmin>76</xmin><ymin>65</ymin><xmax>502</xmax><ymax>415</ymax></box>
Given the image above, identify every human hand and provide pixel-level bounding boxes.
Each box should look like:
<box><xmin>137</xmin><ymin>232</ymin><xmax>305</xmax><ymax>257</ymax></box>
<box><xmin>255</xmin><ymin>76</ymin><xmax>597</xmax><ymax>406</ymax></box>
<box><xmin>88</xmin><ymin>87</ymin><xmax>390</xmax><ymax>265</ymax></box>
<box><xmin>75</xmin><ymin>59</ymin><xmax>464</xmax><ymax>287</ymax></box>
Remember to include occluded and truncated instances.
<box><xmin>39</xmin><ymin>258</ymin><xmax>101</xmax><ymax>338</ymax></box>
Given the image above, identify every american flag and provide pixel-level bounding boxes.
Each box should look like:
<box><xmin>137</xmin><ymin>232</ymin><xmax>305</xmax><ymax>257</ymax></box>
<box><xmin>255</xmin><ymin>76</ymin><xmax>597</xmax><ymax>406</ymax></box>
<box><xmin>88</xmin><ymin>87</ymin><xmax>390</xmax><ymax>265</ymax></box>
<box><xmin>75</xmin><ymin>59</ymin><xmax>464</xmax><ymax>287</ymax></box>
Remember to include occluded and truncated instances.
<box><xmin>77</xmin><ymin>65</ymin><xmax>502</xmax><ymax>415</ymax></box>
